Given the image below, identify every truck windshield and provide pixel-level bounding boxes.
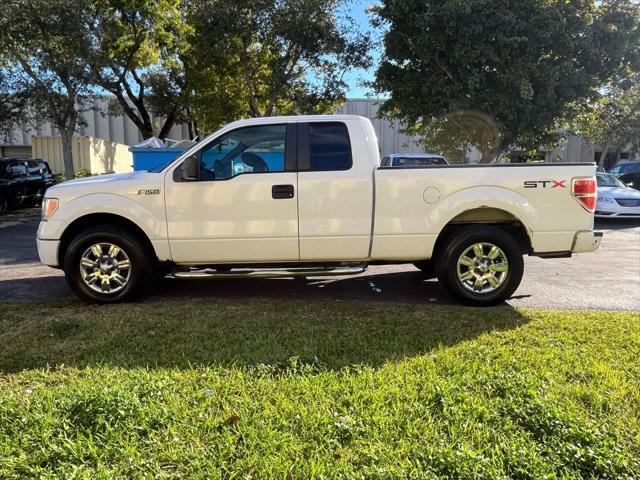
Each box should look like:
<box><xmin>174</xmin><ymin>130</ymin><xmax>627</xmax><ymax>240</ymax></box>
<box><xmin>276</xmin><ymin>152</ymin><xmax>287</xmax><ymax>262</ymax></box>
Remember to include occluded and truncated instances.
<box><xmin>393</xmin><ymin>156</ymin><xmax>447</xmax><ymax>166</ymax></box>
<box><xmin>597</xmin><ymin>174</ymin><xmax>625</xmax><ymax>188</ymax></box>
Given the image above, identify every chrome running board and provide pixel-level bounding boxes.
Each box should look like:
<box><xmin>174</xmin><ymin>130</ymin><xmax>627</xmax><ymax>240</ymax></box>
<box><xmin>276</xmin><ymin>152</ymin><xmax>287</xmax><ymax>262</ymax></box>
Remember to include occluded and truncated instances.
<box><xmin>170</xmin><ymin>264</ymin><xmax>367</xmax><ymax>279</ymax></box>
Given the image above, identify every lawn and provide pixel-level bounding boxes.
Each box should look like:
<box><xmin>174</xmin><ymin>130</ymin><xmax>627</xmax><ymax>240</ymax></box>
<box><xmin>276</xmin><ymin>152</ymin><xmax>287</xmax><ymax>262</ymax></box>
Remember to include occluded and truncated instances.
<box><xmin>0</xmin><ymin>299</ymin><xmax>638</xmax><ymax>479</ymax></box>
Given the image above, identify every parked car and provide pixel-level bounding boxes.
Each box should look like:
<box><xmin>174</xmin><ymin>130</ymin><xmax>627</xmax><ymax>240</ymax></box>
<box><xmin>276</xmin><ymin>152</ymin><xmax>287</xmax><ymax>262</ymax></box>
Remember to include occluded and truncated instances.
<box><xmin>595</xmin><ymin>172</ymin><xmax>640</xmax><ymax>218</ymax></box>
<box><xmin>37</xmin><ymin>115</ymin><xmax>602</xmax><ymax>306</ymax></box>
<box><xmin>381</xmin><ymin>153</ymin><xmax>448</xmax><ymax>167</ymax></box>
<box><xmin>0</xmin><ymin>158</ymin><xmax>56</xmax><ymax>213</ymax></box>
<box><xmin>608</xmin><ymin>160</ymin><xmax>640</xmax><ymax>190</ymax></box>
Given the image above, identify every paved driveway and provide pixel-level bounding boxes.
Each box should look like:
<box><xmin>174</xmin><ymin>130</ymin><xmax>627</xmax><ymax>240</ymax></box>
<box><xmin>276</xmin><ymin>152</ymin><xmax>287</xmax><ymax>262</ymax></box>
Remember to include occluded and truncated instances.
<box><xmin>1</xmin><ymin>208</ymin><xmax>639</xmax><ymax>310</ymax></box>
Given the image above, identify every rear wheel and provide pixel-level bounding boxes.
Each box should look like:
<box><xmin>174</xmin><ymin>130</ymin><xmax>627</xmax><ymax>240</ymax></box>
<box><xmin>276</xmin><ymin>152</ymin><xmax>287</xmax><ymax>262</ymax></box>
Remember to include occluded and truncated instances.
<box><xmin>436</xmin><ymin>226</ymin><xmax>524</xmax><ymax>306</ymax></box>
<box><xmin>63</xmin><ymin>225</ymin><xmax>152</xmax><ymax>303</ymax></box>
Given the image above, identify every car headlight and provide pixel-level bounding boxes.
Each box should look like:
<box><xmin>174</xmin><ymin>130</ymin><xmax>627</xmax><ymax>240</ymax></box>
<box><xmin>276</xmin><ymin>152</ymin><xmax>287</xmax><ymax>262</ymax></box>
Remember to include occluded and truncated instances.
<box><xmin>41</xmin><ymin>198</ymin><xmax>59</xmax><ymax>221</ymax></box>
<box><xmin>597</xmin><ymin>196</ymin><xmax>614</xmax><ymax>204</ymax></box>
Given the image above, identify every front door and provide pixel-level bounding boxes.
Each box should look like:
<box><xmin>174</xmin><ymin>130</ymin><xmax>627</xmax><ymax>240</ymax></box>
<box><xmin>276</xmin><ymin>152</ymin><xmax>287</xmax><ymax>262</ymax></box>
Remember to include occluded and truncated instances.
<box><xmin>165</xmin><ymin>123</ymin><xmax>299</xmax><ymax>264</ymax></box>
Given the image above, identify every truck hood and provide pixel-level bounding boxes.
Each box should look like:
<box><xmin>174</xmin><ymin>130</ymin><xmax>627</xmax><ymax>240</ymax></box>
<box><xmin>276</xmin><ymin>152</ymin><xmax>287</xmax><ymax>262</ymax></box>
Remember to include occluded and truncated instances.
<box><xmin>56</xmin><ymin>171</ymin><xmax>150</xmax><ymax>187</ymax></box>
<box><xmin>46</xmin><ymin>170</ymin><xmax>163</xmax><ymax>199</ymax></box>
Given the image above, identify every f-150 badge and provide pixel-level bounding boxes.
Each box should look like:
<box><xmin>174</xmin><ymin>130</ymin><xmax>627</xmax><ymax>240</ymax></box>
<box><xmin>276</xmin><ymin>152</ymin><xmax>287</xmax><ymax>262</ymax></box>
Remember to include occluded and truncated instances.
<box><xmin>137</xmin><ymin>189</ymin><xmax>161</xmax><ymax>195</ymax></box>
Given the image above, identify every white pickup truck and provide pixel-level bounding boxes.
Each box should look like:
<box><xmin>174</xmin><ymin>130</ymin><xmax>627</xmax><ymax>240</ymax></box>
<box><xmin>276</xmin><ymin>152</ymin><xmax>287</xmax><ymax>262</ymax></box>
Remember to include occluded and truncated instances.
<box><xmin>37</xmin><ymin>115</ymin><xmax>602</xmax><ymax>306</ymax></box>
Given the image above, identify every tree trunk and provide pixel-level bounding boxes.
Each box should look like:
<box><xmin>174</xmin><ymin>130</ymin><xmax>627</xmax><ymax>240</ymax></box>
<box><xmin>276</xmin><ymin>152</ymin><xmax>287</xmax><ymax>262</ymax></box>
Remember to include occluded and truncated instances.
<box><xmin>61</xmin><ymin>129</ymin><xmax>75</xmax><ymax>180</ymax></box>
<box><xmin>598</xmin><ymin>142</ymin><xmax>610</xmax><ymax>169</ymax></box>
<box><xmin>187</xmin><ymin>120</ymin><xmax>194</xmax><ymax>140</ymax></box>
<box><xmin>158</xmin><ymin>109</ymin><xmax>178</xmax><ymax>140</ymax></box>
<box><xmin>112</xmin><ymin>88</ymin><xmax>155</xmax><ymax>139</ymax></box>
<box><xmin>193</xmin><ymin>119</ymin><xmax>200</xmax><ymax>140</ymax></box>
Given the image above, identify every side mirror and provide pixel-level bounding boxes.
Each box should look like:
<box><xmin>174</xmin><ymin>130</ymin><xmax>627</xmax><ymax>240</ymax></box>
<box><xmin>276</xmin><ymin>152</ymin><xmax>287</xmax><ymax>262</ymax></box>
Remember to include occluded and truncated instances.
<box><xmin>181</xmin><ymin>154</ymin><xmax>199</xmax><ymax>181</ymax></box>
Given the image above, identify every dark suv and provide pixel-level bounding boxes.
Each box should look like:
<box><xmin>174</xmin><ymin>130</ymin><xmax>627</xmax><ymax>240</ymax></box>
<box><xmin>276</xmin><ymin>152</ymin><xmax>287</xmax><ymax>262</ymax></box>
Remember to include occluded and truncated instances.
<box><xmin>0</xmin><ymin>158</ymin><xmax>56</xmax><ymax>213</ymax></box>
<box><xmin>609</xmin><ymin>161</ymin><xmax>640</xmax><ymax>191</ymax></box>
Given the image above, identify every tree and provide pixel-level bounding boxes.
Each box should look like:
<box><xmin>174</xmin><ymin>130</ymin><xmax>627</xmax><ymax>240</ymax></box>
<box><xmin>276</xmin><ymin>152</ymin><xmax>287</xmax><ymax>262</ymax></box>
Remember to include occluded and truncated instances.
<box><xmin>374</xmin><ymin>0</ymin><xmax>640</xmax><ymax>162</ymax></box>
<box><xmin>190</xmin><ymin>0</ymin><xmax>372</xmax><ymax>126</ymax></box>
<box><xmin>0</xmin><ymin>68</ymin><xmax>26</xmax><ymax>139</ymax></box>
<box><xmin>89</xmin><ymin>0</ymin><xmax>191</xmax><ymax>140</ymax></box>
<box><xmin>575</xmin><ymin>76</ymin><xmax>640</xmax><ymax>168</ymax></box>
<box><xmin>0</xmin><ymin>0</ymin><xmax>95</xmax><ymax>178</ymax></box>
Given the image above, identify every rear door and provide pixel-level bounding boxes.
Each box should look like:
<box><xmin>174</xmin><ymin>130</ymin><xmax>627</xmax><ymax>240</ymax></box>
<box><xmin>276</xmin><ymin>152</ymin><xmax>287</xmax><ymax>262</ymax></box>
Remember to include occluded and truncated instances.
<box><xmin>296</xmin><ymin>119</ymin><xmax>374</xmax><ymax>261</ymax></box>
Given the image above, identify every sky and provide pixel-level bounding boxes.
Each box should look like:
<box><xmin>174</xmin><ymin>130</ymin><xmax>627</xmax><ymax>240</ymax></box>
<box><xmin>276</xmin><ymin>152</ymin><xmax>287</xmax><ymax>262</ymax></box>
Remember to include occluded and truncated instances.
<box><xmin>341</xmin><ymin>1</ymin><xmax>383</xmax><ymax>98</ymax></box>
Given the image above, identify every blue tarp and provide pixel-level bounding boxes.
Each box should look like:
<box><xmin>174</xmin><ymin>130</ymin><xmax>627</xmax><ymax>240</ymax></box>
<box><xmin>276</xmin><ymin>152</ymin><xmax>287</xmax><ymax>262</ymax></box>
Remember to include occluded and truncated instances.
<box><xmin>129</xmin><ymin>147</ymin><xmax>189</xmax><ymax>171</ymax></box>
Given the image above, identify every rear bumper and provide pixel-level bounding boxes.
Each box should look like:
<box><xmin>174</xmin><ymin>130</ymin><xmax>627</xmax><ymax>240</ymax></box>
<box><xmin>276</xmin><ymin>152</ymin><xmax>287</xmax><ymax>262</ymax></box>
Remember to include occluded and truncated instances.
<box><xmin>37</xmin><ymin>238</ymin><xmax>61</xmax><ymax>267</ymax></box>
<box><xmin>572</xmin><ymin>230</ymin><xmax>603</xmax><ymax>253</ymax></box>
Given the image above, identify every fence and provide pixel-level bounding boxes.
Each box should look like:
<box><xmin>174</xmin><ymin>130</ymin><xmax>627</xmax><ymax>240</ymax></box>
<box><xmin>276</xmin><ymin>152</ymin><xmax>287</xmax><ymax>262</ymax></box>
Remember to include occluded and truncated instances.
<box><xmin>32</xmin><ymin>136</ymin><xmax>132</xmax><ymax>175</ymax></box>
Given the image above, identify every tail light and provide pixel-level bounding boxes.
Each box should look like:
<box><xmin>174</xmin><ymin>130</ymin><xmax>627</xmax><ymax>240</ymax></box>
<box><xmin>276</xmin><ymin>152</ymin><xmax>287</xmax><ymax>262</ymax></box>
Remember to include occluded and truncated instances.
<box><xmin>572</xmin><ymin>178</ymin><xmax>597</xmax><ymax>212</ymax></box>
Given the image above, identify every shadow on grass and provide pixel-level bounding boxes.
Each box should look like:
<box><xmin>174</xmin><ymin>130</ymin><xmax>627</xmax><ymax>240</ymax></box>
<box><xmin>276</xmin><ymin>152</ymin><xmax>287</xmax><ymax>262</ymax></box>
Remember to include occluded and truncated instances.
<box><xmin>0</xmin><ymin>297</ymin><xmax>528</xmax><ymax>373</ymax></box>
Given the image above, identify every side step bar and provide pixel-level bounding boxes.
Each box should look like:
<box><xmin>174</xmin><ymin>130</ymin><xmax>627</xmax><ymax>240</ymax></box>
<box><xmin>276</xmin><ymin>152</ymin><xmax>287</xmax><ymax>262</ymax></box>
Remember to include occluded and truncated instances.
<box><xmin>170</xmin><ymin>264</ymin><xmax>368</xmax><ymax>279</ymax></box>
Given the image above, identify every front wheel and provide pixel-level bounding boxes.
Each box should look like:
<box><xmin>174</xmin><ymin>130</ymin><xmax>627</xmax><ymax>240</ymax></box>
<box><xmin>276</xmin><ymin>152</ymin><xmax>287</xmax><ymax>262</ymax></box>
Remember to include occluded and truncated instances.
<box><xmin>63</xmin><ymin>225</ymin><xmax>152</xmax><ymax>303</ymax></box>
<box><xmin>436</xmin><ymin>226</ymin><xmax>524</xmax><ymax>306</ymax></box>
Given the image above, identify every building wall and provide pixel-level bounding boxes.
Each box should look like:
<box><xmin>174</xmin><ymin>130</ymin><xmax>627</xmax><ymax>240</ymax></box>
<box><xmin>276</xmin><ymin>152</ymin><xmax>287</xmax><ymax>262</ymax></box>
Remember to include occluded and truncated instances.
<box><xmin>0</xmin><ymin>97</ymin><xmax>621</xmax><ymax>164</ymax></box>
<box><xmin>1</xmin><ymin>98</ymin><xmax>472</xmax><ymax>159</ymax></box>
<box><xmin>3</xmin><ymin>97</ymin><xmax>190</xmax><ymax>148</ymax></box>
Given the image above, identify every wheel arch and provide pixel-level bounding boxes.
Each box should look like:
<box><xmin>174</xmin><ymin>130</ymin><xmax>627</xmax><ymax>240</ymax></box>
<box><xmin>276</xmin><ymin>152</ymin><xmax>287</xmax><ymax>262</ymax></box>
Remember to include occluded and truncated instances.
<box><xmin>58</xmin><ymin>213</ymin><xmax>157</xmax><ymax>266</ymax></box>
<box><xmin>431</xmin><ymin>207</ymin><xmax>533</xmax><ymax>260</ymax></box>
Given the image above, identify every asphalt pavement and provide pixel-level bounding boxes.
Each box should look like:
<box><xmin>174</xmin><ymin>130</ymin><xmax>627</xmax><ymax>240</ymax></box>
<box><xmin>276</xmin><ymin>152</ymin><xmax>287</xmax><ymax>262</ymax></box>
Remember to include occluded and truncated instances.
<box><xmin>1</xmin><ymin>208</ymin><xmax>638</xmax><ymax>310</ymax></box>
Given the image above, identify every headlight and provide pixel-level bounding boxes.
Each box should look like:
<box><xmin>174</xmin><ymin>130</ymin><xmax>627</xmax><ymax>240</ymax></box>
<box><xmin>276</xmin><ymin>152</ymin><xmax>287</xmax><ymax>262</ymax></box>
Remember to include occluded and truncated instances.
<box><xmin>597</xmin><ymin>196</ymin><xmax>614</xmax><ymax>203</ymax></box>
<box><xmin>41</xmin><ymin>198</ymin><xmax>59</xmax><ymax>221</ymax></box>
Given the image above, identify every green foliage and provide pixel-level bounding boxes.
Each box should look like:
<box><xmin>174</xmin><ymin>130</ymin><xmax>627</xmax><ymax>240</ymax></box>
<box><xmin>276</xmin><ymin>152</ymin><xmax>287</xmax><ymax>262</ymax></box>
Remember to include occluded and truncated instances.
<box><xmin>575</xmin><ymin>75</ymin><xmax>640</xmax><ymax>166</ymax></box>
<box><xmin>189</xmin><ymin>0</ymin><xmax>372</xmax><ymax>130</ymax></box>
<box><xmin>74</xmin><ymin>169</ymin><xmax>93</xmax><ymax>178</ymax></box>
<box><xmin>0</xmin><ymin>299</ymin><xmax>639</xmax><ymax>477</ymax></box>
<box><xmin>83</xmin><ymin>0</ymin><xmax>372</xmax><ymax>138</ymax></box>
<box><xmin>0</xmin><ymin>68</ymin><xmax>29</xmax><ymax>137</ymax></box>
<box><xmin>0</xmin><ymin>0</ymin><xmax>97</xmax><ymax>178</ymax></box>
<box><xmin>374</xmin><ymin>0</ymin><xmax>640</xmax><ymax>162</ymax></box>
<box><xmin>89</xmin><ymin>0</ymin><xmax>191</xmax><ymax>139</ymax></box>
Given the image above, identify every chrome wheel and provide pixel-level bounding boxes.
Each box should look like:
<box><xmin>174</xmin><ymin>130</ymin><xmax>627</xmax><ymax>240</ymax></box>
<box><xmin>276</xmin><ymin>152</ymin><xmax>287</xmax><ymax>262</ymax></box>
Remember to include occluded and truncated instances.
<box><xmin>79</xmin><ymin>243</ymin><xmax>131</xmax><ymax>294</ymax></box>
<box><xmin>456</xmin><ymin>242</ymin><xmax>508</xmax><ymax>294</ymax></box>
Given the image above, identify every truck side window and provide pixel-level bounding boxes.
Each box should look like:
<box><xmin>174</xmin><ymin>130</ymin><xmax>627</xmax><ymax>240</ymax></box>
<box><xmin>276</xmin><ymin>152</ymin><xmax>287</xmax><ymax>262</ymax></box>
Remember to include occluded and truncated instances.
<box><xmin>199</xmin><ymin>125</ymin><xmax>287</xmax><ymax>181</ymax></box>
<box><xmin>308</xmin><ymin>122</ymin><xmax>352</xmax><ymax>171</ymax></box>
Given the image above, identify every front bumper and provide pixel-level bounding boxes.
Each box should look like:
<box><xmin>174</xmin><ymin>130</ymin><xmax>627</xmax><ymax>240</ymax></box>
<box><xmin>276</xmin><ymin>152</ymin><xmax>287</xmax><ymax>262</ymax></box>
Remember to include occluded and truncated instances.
<box><xmin>595</xmin><ymin>210</ymin><xmax>640</xmax><ymax>218</ymax></box>
<box><xmin>595</xmin><ymin>202</ymin><xmax>640</xmax><ymax>218</ymax></box>
<box><xmin>37</xmin><ymin>237</ymin><xmax>61</xmax><ymax>267</ymax></box>
<box><xmin>572</xmin><ymin>230</ymin><xmax>603</xmax><ymax>253</ymax></box>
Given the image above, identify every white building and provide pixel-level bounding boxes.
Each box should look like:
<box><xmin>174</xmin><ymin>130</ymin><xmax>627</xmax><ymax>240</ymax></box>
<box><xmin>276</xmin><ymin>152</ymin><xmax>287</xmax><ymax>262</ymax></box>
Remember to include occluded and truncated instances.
<box><xmin>0</xmin><ymin>97</ymin><xmax>612</xmax><ymax>165</ymax></box>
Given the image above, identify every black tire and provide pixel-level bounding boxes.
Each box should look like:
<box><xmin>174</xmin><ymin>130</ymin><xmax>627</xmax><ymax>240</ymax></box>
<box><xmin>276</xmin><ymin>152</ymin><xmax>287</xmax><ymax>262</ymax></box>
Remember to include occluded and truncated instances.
<box><xmin>63</xmin><ymin>225</ymin><xmax>152</xmax><ymax>304</ymax></box>
<box><xmin>413</xmin><ymin>261</ymin><xmax>436</xmax><ymax>279</ymax></box>
<box><xmin>436</xmin><ymin>225</ymin><xmax>524</xmax><ymax>306</ymax></box>
<box><xmin>0</xmin><ymin>195</ymin><xmax>7</xmax><ymax>214</ymax></box>
<box><xmin>33</xmin><ymin>188</ymin><xmax>44</xmax><ymax>207</ymax></box>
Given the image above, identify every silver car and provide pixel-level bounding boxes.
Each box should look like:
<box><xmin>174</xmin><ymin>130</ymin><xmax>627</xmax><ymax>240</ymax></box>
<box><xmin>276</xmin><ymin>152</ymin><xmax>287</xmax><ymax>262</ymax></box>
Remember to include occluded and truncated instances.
<box><xmin>595</xmin><ymin>172</ymin><xmax>640</xmax><ymax>218</ymax></box>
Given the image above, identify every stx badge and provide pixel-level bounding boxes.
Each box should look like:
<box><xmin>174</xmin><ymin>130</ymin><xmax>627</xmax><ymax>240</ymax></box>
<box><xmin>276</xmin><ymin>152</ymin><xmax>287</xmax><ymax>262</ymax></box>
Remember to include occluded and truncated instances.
<box><xmin>523</xmin><ymin>180</ymin><xmax>566</xmax><ymax>189</ymax></box>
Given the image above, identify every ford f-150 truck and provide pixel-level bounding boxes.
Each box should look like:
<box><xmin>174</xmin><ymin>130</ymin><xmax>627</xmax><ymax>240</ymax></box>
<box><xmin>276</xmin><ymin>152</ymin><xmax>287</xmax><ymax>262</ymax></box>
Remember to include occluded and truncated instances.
<box><xmin>37</xmin><ymin>115</ymin><xmax>602</xmax><ymax>305</ymax></box>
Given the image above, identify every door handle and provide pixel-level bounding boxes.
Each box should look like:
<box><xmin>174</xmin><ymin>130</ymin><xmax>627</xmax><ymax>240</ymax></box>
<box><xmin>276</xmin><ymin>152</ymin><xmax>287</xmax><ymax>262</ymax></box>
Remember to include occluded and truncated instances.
<box><xmin>272</xmin><ymin>184</ymin><xmax>295</xmax><ymax>199</ymax></box>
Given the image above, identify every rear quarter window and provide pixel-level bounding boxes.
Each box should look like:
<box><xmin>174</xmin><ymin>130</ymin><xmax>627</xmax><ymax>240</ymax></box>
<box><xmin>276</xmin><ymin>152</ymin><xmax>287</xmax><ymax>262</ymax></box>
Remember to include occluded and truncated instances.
<box><xmin>308</xmin><ymin>122</ymin><xmax>352</xmax><ymax>171</ymax></box>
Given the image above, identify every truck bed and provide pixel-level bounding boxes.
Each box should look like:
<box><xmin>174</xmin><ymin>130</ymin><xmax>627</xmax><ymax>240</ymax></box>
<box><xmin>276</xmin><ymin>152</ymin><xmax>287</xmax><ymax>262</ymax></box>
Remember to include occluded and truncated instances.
<box><xmin>371</xmin><ymin>162</ymin><xmax>597</xmax><ymax>260</ymax></box>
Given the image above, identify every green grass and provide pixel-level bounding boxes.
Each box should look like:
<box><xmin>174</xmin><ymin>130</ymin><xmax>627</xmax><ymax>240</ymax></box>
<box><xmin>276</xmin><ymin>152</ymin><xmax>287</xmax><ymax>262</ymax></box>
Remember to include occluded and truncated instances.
<box><xmin>0</xmin><ymin>299</ymin><xmax>638</xmax><ymax>479</ymax></box>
